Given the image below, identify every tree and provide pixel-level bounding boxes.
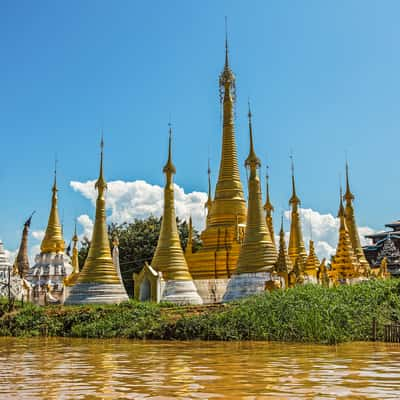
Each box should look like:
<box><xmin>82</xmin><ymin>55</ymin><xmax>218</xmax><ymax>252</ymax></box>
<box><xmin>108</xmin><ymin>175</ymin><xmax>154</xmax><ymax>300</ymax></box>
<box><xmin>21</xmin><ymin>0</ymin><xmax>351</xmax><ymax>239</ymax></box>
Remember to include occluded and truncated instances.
<box><xmin>78</xmin><ymin>216</ymin><xmax>202</xmax><ymax>296</ymax></box>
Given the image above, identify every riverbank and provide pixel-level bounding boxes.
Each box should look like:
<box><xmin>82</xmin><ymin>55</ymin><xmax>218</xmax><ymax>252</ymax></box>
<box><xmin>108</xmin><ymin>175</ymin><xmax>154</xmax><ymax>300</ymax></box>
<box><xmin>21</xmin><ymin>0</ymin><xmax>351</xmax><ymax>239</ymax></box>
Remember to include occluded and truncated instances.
<box><xmin>1</xmin><ymin>279</ymin><xmax>399</xmax><ymax>344</ymax></box>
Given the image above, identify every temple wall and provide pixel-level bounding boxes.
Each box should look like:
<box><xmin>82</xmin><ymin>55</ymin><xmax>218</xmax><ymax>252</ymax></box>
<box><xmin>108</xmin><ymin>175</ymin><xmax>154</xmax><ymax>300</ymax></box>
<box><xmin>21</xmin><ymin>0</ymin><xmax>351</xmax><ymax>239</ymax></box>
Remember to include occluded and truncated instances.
<box><xmin>193</xmin><ymin>278</ymin><xmax>230</xmax><ymax>304</ymax></box>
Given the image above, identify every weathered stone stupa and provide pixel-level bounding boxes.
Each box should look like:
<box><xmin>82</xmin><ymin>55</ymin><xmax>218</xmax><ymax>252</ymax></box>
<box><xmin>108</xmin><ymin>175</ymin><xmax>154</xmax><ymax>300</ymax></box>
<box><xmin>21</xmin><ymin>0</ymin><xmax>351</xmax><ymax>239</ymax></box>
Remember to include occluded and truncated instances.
<box><xmin>14</xmin><ymin>214</ymin><xmax>33</xmax><ymax>280</ymax></box>
<box><xmin>0</xmin><ymin>241</ymin><xmax>23</xmax><ymax>299</ymax></box>
<box><xmin>64</xmin><ymin>139</ymin><xmax>128</xmax><ymax>304</ymax></box>
<box><xmin>186</xmin><ymin>35</ymin><xmax>247</xmax><ymax>303</ymax></box>
<box><xmin>150</xmin><ymin>128</ymin><xmax>202</xmax><ymax>305</ymax></box>
<box><xmin>27</xmin><ymin>169</ymin><xmax>73</xmax><ymax>303</ymax></box>
<box><xmin>223</xmin><ymin>106</ymin><xmax>277</xmax><ymax>301</ymax></box>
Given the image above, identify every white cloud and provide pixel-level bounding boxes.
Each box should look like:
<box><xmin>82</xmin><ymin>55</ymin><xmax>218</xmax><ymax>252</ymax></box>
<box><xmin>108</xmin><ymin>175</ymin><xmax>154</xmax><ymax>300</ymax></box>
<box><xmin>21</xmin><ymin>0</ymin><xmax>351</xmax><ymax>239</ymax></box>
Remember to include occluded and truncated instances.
<box><xmin>71</xmin><ymin>180</ymin><xmax>208</xmax><ymax>237</ymax></box>
<box><xmin>31</xmin><ymin>230</ymin><xmax>45</xmax><ymax>241</ymax></box>
<box><xmin>4</xmin><ymin>248</ymin><xmax>17</xmax><ymax>264</ymax></box>
<box><xmin>71</xmin><ymin>179</ymin><xmax>374</xmax><ymax>263</ymax></box>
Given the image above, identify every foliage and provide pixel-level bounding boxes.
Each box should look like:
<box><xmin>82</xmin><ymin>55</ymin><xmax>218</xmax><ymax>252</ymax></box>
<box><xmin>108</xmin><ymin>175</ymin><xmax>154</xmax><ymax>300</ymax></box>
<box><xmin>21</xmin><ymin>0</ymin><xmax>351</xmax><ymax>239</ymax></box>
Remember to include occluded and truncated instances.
<box><xmin>1</xmin><ymin>280</ymin><xmax>399</xmax><ymax>344</ymax></box>
<box><xmin>78</xmin><ymin>216</ymin><xmax>202</xmax><ymax>296</ymax></box>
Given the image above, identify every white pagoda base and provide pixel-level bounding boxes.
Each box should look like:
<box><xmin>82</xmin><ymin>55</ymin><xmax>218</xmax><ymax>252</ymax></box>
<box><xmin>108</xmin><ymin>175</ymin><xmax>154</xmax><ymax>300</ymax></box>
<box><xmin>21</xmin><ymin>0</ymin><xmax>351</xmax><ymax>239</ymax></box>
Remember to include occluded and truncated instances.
<box><xmin>161</xmin><ymin>280</ymin><xmax>203</xmax><ymax>305</ymax></box>
<box><xmin>222</xmin><ymin>272</ymin><xmax>272</xmax><ymax>302</ymax></box>
<box><xmin>64</xmin><ymin>282</ymin><xmax>129</xmax><ymax>305</ymax></box>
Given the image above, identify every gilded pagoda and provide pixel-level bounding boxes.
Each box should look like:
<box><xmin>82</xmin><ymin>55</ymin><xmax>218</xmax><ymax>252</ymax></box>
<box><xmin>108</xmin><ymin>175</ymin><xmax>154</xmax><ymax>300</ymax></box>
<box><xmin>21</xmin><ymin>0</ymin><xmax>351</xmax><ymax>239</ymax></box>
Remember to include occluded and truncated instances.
<box><xmin>186</xmin><ymin>36</ymin><xmax>247</xmax><ymax>303</ymax></box>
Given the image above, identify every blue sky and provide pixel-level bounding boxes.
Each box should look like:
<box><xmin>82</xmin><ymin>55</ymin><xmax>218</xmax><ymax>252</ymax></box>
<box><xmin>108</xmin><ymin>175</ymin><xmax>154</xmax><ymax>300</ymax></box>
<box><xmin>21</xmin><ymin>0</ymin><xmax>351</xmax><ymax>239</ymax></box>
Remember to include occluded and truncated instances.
<box><xmin>1</xmin><ymin>0</ymin><xmax>399</xmax><ymax>252</ymax></box>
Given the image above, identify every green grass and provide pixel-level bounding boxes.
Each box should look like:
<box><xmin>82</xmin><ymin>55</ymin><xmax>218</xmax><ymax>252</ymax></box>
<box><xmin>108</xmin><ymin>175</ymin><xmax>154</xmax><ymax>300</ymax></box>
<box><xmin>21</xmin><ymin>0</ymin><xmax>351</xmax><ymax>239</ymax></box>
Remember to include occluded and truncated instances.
<box><xmin>1</xmin><ymin>279</ymin><xmax>399</xmax><ymax>344</ymax></box>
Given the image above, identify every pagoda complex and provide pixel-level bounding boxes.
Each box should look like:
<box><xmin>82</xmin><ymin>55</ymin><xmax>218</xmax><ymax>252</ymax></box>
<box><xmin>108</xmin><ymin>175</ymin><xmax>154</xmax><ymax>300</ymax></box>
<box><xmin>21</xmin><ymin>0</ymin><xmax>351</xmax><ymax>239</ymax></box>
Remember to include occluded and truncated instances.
<box><xmin>223</xmin><ymin>107</ymin><xmax>277</xmax><ymax>301</ymax></box>
<box><xmin>64</xmin><ymin>139</ymin><xmax>128</xmax><ymax>304</ymax></box>
<box><xmin>275</xmin><ymin>217</ymin><xmax>292</xmax><ymax>288</ymax></box>
<box><xmin>343</xmin><ymin>163</ymin><xmax>370</xmax><ymax>275</ymax></box>
<box><xmin>146</xmin><ymin>128</ymin><xmax>202</xmax><ymax>305</ymax></box>
<box><xmin>186</xmin><ymin>36</ymin><xmax>247</xmax><ymax>303</ymax></box>
<box><xmin>27</xmin><ymin>169</ymin><xmax>73</xmax><ymax>304</ymax></box>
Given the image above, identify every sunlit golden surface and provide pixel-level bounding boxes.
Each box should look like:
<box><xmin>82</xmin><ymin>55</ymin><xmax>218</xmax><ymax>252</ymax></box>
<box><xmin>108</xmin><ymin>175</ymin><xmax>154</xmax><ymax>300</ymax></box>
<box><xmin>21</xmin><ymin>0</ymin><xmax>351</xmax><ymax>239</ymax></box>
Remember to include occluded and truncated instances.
<box><xmin>0</xmin><ymin>338</ymin><xmax>400</xmax><ymax>399</ymax></box>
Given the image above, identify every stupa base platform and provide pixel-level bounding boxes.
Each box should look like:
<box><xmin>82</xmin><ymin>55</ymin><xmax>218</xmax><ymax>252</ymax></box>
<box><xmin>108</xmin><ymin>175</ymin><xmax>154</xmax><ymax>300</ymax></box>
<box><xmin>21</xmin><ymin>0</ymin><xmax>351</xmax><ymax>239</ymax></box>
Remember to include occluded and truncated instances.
<box><xmin>193</xmin><ymin>278</ymin><xmax>230</xmax><ymax>304</ymax></box>
<box><xmin>161</xmin><ymin>280</ymin><xmax>203</xmax><ymax>305</ymax></box>
<box><xmin>222</xmin><ymin>272</ymin><xmax>272</xmax><ymax>302</ymax></box>
<box><xmin>64</xmin><ymin>282</ymin><xmax>129</xmax><ymax>305</ymax></box>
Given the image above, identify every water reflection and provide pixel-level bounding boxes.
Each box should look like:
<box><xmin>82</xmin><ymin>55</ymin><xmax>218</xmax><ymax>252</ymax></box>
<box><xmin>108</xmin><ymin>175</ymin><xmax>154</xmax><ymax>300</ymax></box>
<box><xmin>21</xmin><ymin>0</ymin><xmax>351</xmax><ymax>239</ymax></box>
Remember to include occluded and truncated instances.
<box><xmin>0</xmin><ymin>338</ymin><xmax>400</xmax><ymax>399</ymax></box>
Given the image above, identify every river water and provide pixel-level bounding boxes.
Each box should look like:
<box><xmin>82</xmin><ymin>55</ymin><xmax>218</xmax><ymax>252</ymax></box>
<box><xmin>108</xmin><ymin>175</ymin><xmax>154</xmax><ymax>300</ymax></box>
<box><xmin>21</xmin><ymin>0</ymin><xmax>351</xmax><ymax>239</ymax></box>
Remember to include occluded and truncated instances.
<box><xmin>0</xmin><ymin>338</ymin><xmax>399</xmax><ymax>399</ymax></box>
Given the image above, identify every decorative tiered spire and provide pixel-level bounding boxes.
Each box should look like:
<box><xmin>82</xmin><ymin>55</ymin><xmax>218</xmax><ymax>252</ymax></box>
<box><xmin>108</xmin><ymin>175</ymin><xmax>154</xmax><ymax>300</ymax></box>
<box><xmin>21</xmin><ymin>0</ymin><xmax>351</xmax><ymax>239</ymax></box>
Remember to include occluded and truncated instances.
<box><xmin>264</xmin><ymin>166</ymin><xmax>276</xmax><ymax>248</ymax></box>
<box><xmin>275</xmin><ymin>216</ymin><xmax>292</xmax><ymax>275</ymax></box>
<box><xmin>14</xmin><ymin>213</ymin><xmax>34</xmax><ymax>278</ymax></box>
<box><xmin>151</xmin><ymin>126</ymin><xmax>193</xmax><ymax>280</ymax></box>
<box><xmin>64</xmin><ymin>222</ymin><xmax>80</xmax><ymax>286</ymax></box>
<box><xmin>304</xmin><ymin>239</ymin><xmax>320</xmax><ymax>278</ymax></box>
<box><xmin>288</xmin><ymin>157</ymin><xmax>307</xmax><ymax>266</ymax></box>
<box><xmin>331</xmin><ymin>188</ymin><xmax>360</xmax><ymax>282</ymax></box>
<box><xmin>208</xmin><ymin>27</ymin><xmax>246</xmax><ymax>228</ymax></box>
<box><xmin>235</xmin><ymin>105</ymin><xmax>277</xmax><ymax>274</ymax></box>
<box><xmin>75</xmin><ymin>138</ymin><xmax>123</xmax><ymax>285</ymax></box>
<box><xmin>343</xmin><ymin>162</ymin><xmax>370</xmax><ymax>273</ymax></box>
<box><xmin>41</xmin><ymin>163</ymin><xmax>65</xmax><ymax>253</ymax></box>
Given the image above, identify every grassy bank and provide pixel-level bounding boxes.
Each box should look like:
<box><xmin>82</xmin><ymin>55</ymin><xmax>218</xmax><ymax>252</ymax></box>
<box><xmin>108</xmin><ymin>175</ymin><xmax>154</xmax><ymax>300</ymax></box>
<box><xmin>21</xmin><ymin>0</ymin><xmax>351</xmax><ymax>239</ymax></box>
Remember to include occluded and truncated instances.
<box><xmin>1</xmin><ymin>279</ymin><xmax>399</xmax><ymax>344</ymax></box>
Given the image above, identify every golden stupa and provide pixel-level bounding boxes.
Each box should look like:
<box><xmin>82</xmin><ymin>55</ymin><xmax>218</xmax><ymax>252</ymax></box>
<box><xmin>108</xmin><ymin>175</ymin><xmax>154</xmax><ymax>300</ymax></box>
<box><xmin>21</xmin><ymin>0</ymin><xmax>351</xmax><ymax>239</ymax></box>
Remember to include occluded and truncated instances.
<box><xmin>343</xmin><ymin>162</ymin><xmax>370</xmax><ymax>275</ymax></box>
<box><xmin>64</xmin><ymin>138</ymin><xmax>128</xmax><ymax>304</ymax></box>
<box><xmin>288</xmin><ymin>160</ymin><xmax>308</xmax><ymax>267</ymax></box>
<box><xmin>330</xmin><ymin>189</ymin><xmax>361</xmax><ymax>283</ymax></box>
<box><xmin>304</xmin><ymin>239</ymin><xmax>320</xmax><ymax>281</ymax></box>
<box><xmin>186</xmin><ymin>36</ymin><xmax>247</xmax><ymax>292</ymax></box>
<box><xmin>40</xmin><ymin>171</ymin><xmax>65</xmax><ymax>254</ymax></box>
<box><xmin>275</xmin><ymin>216</ymin><xmax>292</xmax><ymax>288</ymax></box>
<box><xmin>64</xmin><ymin>223</ymin><xmax>80</xmax><ymax>287</ymax></box>
<box><xmin>151</xmin><ymin>127</ymin><xmax>202</xmax><ymax>304</ymax></box>
<box><xmin>223</xmin><ymin>105</ymin><xmax>277</xmax><ymax>301</ymax></box>
<box><xmin>264</xmin><ymin>168</ymin><xmax>276</xmax><ymax>249</ymax></box>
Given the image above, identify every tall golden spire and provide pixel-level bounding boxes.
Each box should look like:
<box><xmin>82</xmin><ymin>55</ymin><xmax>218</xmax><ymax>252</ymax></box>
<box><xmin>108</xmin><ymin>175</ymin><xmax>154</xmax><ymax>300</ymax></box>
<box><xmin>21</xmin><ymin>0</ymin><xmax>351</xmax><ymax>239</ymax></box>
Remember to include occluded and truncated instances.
<box><xmin>64</xmin><ymin>222</ymin><xmax>80</xmax><ymax>286</ymax></box>
<box><xmin>343</xmin><ymin>162</ymin><xmax>370</xmax><ymax>272</ymax></box>
<box><xmin>275</xmin><ymin>216</ymin><xmax>292</xmax><ymax>275</ymax></box>
<box><xmin>288</xmin><ymin>157</ymin><xmax>307</xmax><ymax>266</ymax></box>
<box><xmin>185</xmin><ymin>216</ymin><xmax>193</xmax><ymax>255</ymax></box>
<box><xmin>331</xmin><ymin>188</ymin><xmax>360</xmax><ymax>282</ymax></box>
<box><xmin>208</xmin><ymin>27</ymin><xmax>246</xmax><ymax>228</ymax></box>
<box><xmin>264</xmin><ymin>166</ymin><xmax>276</xmax><ymax>248</ymax></box>
<box><xmin>151</xmin><ymin>126</ymin><xmax>193</xmax><ymax>280</ymax></box>
<box><xmin>235</xmin><ymin>105</ymin><xmax>276</xmax><ymax>274</ymax></box>
<box><xmin>75</xmin><ymin>138</ymin><xmax>122</xmax><ymax>285</ymax></box>
<box><xmin>14</xmin><ymin>213</ymin><xmax>34</xmax><ymax>278</ymax></box>
<box><xmin>41</xmin><ymin>162</ymin><xmax>65</xmax><ymax>253</ymax></box>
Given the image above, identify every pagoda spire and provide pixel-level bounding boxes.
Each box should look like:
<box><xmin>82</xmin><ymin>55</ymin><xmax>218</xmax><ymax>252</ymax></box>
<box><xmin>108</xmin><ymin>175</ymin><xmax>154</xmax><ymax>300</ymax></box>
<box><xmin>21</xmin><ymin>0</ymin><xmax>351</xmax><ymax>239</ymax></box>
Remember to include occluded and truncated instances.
<box><xmin>14</xmin><ymin>213</ymin><xmax>34</xmax><ymax>279</ymax></box>
<box><xmin>151</xmin><ymin>126</ymin><xmax>202</xmax><ymax>304</ymax></box>
<box><xmin>264</xmin><ymin>165</ymin><xmax>276</xmax><ymax>248</ymax></box>
<box><xmin>41</xmin><ymin>161</ymin><xmax>65</xmax><ymax>253</ymax></box>
<box><xmin>209</xmin><ymin>28</ymin><xmax>246</xmax><ymax>227</ymax></box>
<box><xmin>343</xmin><ymin>162</ymin><xmax>370</xmax><ymax>273</ymax></box>
<box><xmin>304</xmin><ymin>239</ymin><xmax>320</xmax><ymax>278</ymax></box>
<box><xmin>152</xmin><ymin>126</ymin><xmax>195</xmax><ymax>280</ymax></box>
<box><xmin>234</xmin><ymin>105</ymin><xmax>276</xmax><ymax>274</ymax></box>
<box><xmin>275</xmin><ymin>216</ymin><xmax>292</xmax><ymax>278</ymax></box>
<box><xmin>185</xmin><ymin>216</ymin><xmax>193</xmax><ymax>255</ymax></box>
<box><xmin>288</xmin><ymin>156</ymin><xmax>307</xmax><ymax>266</ymax></box>
<box><xmin>64</xmin><ymin>222</ymin><xmax>80</xmax><ymax>287</ymax></box>
<box><xmin>331</xmin><ymin>187</ymin><xmax>360</xmax><ymax>282</ymax></box>
<box><xmin>65</xmin><ymin>137</ymin><xmax>128</xmax><ymax>304</ymax></box>
<box><xmin>204</xmin><ymin>159</ymin><xmax>213</xmax><ymax>222</ymax></box>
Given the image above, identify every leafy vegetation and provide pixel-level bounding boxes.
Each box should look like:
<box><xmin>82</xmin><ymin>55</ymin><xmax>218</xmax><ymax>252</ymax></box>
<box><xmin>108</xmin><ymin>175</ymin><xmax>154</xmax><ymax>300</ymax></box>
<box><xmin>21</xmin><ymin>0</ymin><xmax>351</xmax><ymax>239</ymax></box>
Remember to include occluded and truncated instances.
<box><xmin>77</xmin><ymin>216</ymin><xmax>202</xmax><ymax>296</ymax></box>
<box><xmin>0</xmin><ymin>279</ymin><xmax>399</xmax><ymax>344</ymax></box>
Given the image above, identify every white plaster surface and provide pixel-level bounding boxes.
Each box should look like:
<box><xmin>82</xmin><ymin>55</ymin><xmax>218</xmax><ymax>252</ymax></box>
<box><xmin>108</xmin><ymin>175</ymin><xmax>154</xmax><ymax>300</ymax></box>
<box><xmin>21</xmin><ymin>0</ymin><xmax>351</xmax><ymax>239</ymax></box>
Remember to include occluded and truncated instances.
<box><xmin>193</xmin><ymin>279</ymin><xmax>230</xmax><ymax>304</ymax></box>
<box><xmin>222</xmin><ymin>272</ymin><xmax>272</xmax><ymax>302</ymax></box>
<box><xmin>64</xmin><ymin>282</ymin><xmax>129</xmax><ymax>305</ymax></box>
<box><xmin>161</xmin><ymin>280</ymin><xmax>203</xmax><ymax>305</ymax></box>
